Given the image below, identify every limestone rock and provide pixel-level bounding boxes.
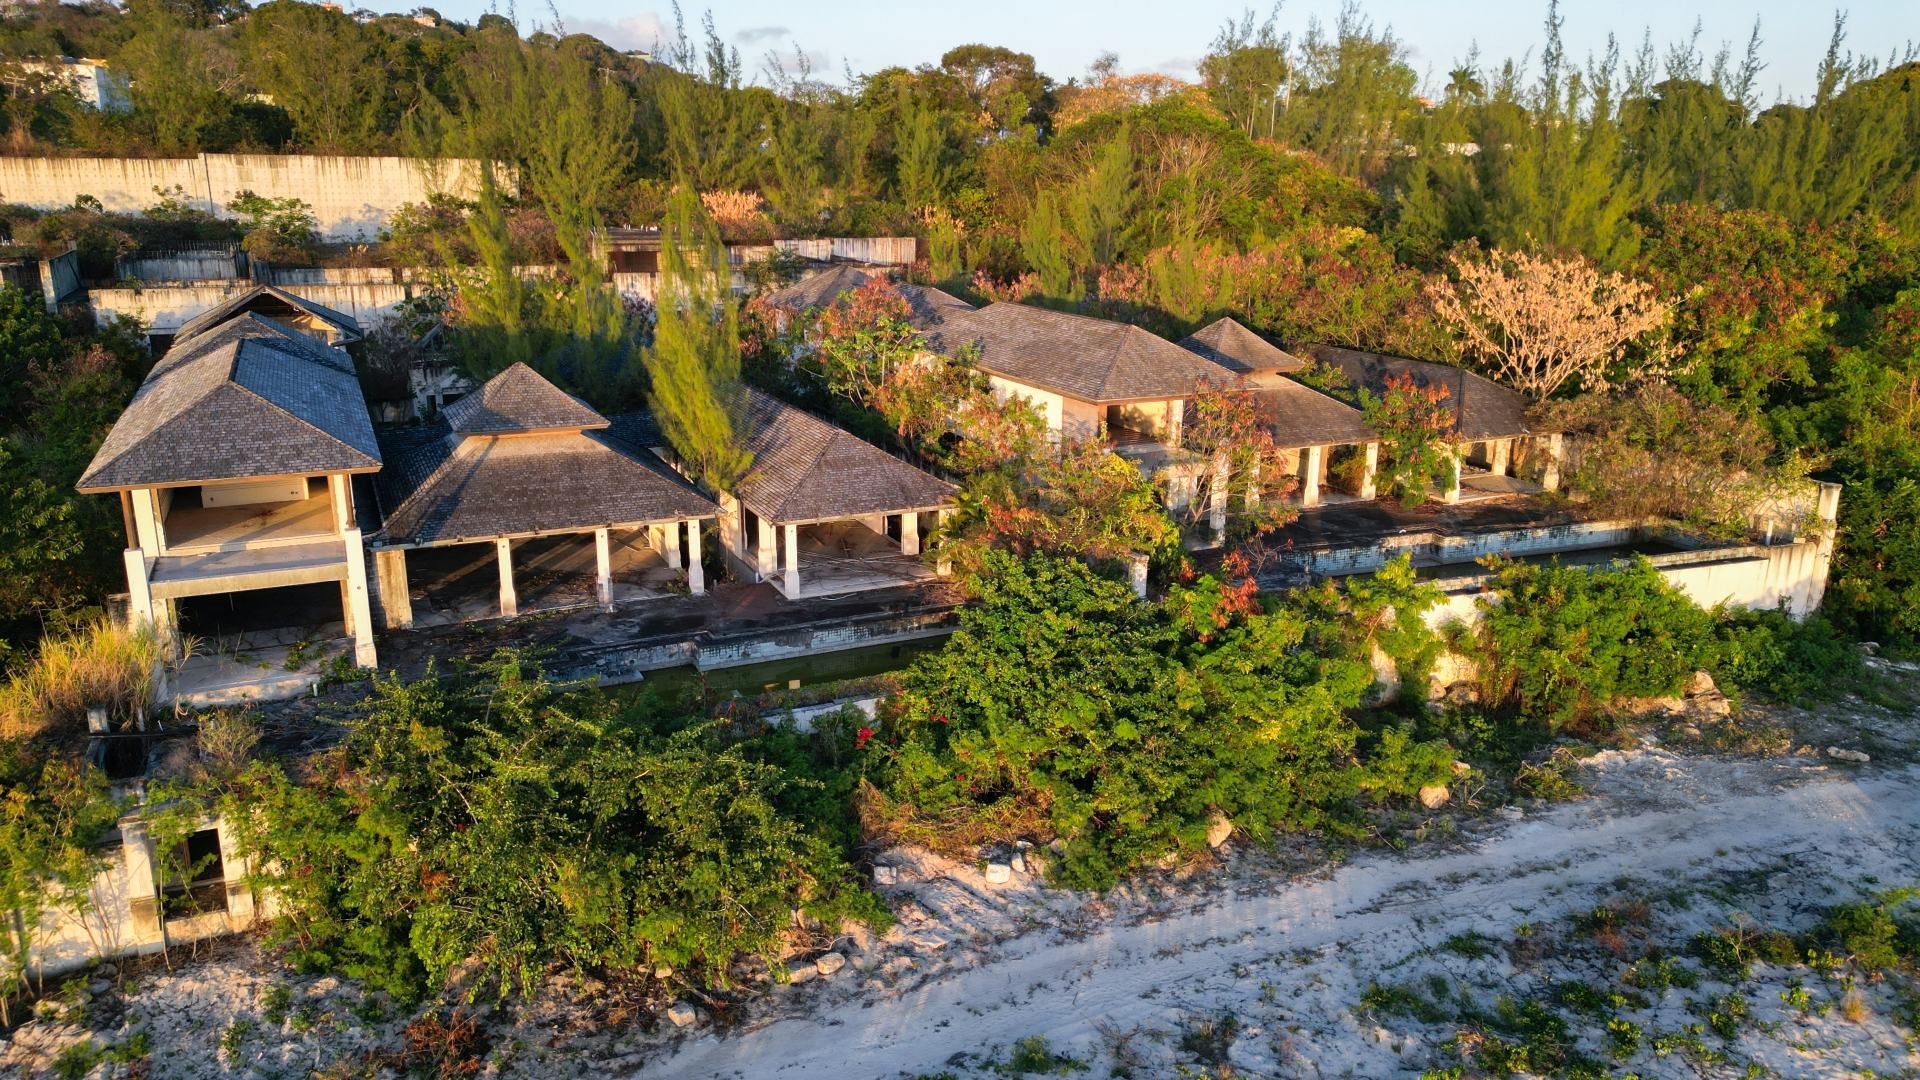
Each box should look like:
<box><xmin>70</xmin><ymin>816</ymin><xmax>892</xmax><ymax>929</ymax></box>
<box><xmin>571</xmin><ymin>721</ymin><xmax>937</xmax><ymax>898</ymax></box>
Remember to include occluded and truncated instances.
<box><xmin>665</xmin><ymin>1002</ymin><xmax>699</xmax><ymax>1027</ymax></box>
<box><xmin>1206</xmin><ymin>812</ymin><xmax>1233</xmax><ymax>849</ymax></box>
<box><xmin>784</xmin><ymin>962</ymin><xmax>816</xmax><ymax>985</ymax></box>
<box><xmin>651</xmin><ymin>964</ymin><xmax>673</xmax><ymax>981</ymax></box>
<box><xmin>1826</xmin><ymin>746</ymin><xmax>1871</xmax><ymax>763</ymax></box>
<box><xmin>872</xmin><ymin>864</ymin><xmax>898</xmax><ymax>887</ymax></box>
<box><xmin>814</xmin><ymin>952</ymin><xmax>847</xmax><ymax>977</ymax></box>
<box><xmin>1695</xmin><ymin>694</ymin><xmax>1732</xmax><ymax>717</ymax></box>
<box><xmin>1009</xmin><ymin>851</ymin><xmax>1027</xmax><ymax>875</ymax></box>
<box><xmin>1418</xmin><ymin>784</ymin><xmax>1451</xmax><ymax>810</ymax></box>
<box><xmin>983</xmin><ymin>861</ymin><xmax>1012</xmax><ymax>885</ymax></box>
<box><xmin>1685</xmin><ymin>670</ymin><xmax>1717</xmax><ymax>697</ymax></box>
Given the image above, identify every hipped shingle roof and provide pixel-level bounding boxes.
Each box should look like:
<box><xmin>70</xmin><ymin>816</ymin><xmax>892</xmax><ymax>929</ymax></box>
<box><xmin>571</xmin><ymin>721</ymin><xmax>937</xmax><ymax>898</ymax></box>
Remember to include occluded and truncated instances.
<box><xmin>1178</xmin><ymin>317</ymin><xmax>1307</xmax><ymax>374</ymax></box>
<box><xmin>725</xmin><ymin>386</ymin><xmax>955</xmax><ymax>523</ymax></box>
<box><xmin>374</xmin><ymin>366</ymin><xmax>715</xmax><ymax>546</ymax></box>
<box><xmin>1302</xmin><ymin>344</ymin><xmax>1533</xmax><ymax>440</ymax></box>
<box><xmin>761</xmin><ymin>264</ymin><xmax>976</xmax><ymax>329</ymax></box>
<box><xmin>926</xmin><ymin>302</ymin><xmax>1237</xmax><ymax>403</ymax></box>
<box><xmin>77</xmin><ymin>314</ymin><xmax>380</xmax><ymax>492</ymax></box>
<box><xmin>173</xmin><ymin>284</ymin><xmax>362</xmax><ymax>345</ymax></box>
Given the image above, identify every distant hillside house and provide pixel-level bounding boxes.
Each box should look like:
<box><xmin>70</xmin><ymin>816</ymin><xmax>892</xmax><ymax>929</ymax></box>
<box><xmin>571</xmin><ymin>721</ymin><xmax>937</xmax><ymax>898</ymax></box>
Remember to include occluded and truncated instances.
<box><xmin>10</xmin><ymin>57</ymin><xmax>131</xmax><ymax>112</ymax></box>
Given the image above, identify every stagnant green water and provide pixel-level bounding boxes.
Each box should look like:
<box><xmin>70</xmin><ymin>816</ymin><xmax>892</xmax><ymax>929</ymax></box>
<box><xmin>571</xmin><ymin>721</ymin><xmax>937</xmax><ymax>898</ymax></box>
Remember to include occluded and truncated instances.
<box><xmin>615</xmin><ymin>634</ymin><xmax>950</xmax><ymax>707</ymax></box>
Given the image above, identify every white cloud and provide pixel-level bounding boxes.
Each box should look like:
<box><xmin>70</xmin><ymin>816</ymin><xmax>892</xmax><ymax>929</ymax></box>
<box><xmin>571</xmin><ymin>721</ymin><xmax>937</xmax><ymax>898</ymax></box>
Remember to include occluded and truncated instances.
<box><xmin>558</xmin><ymin>13</ymin><xmax>674</xmax><ymax>53</ymax></box>
<box><xmin>735</xmin><ymin>25</ymin><xmax>791</xmax><ymax>46</ymax></box>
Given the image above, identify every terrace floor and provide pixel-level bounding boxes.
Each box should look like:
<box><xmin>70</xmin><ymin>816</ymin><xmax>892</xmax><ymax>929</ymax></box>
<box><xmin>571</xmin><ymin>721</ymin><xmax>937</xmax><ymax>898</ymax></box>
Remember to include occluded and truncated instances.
<box><xmin>776</xmin><ymin>520</ymin><xmax>939</xmax><ymax>600</ymax></box>
<box><xmin>165</xmin><ymin>494</ymin><xmax>336</xmax><ymax>554</ymax></box>
<box><xmin>407</xmin><ymin>529</ymin><xmax>685</xmax><ymax>627</ymax></box>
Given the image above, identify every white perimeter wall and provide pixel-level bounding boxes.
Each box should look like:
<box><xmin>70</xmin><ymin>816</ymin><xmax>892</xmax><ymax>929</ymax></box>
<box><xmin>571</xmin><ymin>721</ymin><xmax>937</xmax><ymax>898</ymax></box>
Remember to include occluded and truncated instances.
<box><xmin>0</xmin><ymin>155</ymin><xmax>491</xmax><ymax>241</ymax></box>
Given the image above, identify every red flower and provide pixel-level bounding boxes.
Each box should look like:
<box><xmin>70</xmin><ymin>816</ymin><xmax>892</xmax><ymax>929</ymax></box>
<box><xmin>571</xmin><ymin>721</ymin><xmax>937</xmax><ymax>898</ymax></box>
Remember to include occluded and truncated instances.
<box><xmin>932</xmin><ymin>713</ymin><xmax>949</xmax><ymax>725</ymax></box>
<box><xmin>855</xmin><ymin>726</ymin><xmax>875</xmax><ymax>749</ymax></box>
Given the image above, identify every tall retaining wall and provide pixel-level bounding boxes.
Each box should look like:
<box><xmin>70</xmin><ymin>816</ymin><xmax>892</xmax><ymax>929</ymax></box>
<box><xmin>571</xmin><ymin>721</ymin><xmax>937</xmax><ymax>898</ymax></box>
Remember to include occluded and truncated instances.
<box><xmin>0</xmin><ymin>154</ymin><xmax>491</xmax><ymax>240</ymax></box>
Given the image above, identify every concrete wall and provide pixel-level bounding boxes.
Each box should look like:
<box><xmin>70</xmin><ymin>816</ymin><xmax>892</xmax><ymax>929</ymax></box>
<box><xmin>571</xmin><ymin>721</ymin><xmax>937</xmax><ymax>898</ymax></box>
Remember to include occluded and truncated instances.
<box><xmin>116</xmin><ymin>251</ymin><xmax>244</xmax><ymax>282</ymax></box>
<box><xmin>0</xmin><ymin>154</ymin><xmax>491</xmax><ymax>240</ymax></box>
<box><xmin>90</xmin><ymin>278</ymin><xmax>412</xmax><ymax>333</ymax></box>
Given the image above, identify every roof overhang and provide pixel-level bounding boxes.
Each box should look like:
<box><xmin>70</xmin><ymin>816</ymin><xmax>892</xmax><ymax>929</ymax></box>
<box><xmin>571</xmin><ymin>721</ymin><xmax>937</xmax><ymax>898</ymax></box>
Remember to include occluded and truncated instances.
<box><xmin>77</xmin><ymin>464</ymin><xmax>383</xmax><ymax>496</ymax></box>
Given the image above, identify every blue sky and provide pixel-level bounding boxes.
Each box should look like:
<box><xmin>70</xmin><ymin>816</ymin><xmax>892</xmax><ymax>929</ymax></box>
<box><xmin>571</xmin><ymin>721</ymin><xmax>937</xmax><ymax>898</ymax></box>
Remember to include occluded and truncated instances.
<box><xmin>441</xmin><ymin>1</ymin><xmax>1913</xmax><ymax>102</ymax></box>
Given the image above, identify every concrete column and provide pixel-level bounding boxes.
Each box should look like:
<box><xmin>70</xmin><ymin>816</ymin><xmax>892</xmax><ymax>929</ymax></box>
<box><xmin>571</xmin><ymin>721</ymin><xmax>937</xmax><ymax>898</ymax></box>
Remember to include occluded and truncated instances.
<box><xmin>123</xmin><ymin>548</ymin><xmax>157</xmax><ymax>638</ymax></box>
<box><xmin>857</xmin><ymin>512</ymin><xmax>887</xmax><ymax>534</ymax></box>
<box><xmin>215</xmin><ymin>816</ymin><xmax>255</xmax><ymax>928</ymax></box>
<box><xmin>1489</xmin><ymin>439</ymin><xmax>1513</xmax><ymax>477</ymax></box>
<box><xmin>1245</xmin><ymin>461</ymin><xmax>1261</xmax><ymax>510</ymax></box>
<box><xmin>1209</xmin><ymin>452</ymin><xmax>1229</xmax><ymax>541</ymax></box>
<box><xmin>1129</xmin><ymin>554</ymin><xmax>1149</xmax><ymax>598</ymax></box>
<box><xmin>1442</xmin><ymin>445</ymin><xmax>1463</xmax><ymax>504</ymax></box>
<box><xmin>663</xmin><ymin>519</ymin><xmax>683</xmax><ymax>569</ymax></box>
<box><xmin>594</xmin><ymin>528</ymin><xmax>613</xmax><ymax>609</ymax></box>
<box><xmin>120</xmin><ymin>818</ymin><xmax>164</xmax><ymax>945</ymax></box>
<box><xmin>327</xmin><ymin>473</ymin><xmax>353</xmax><ymax>532</ymax></box>
<box><xmin>936</xmin><ymin>508</ymin><xmax>953</xmax><ymax>576</ymax></box>
<box><xmin>1302</xmin><ymin>445</ymin><xmax>1325</xmax><ymax>508</ymax></box>
<box><xmin>373</xmin><ymin>548</ymin><xmax>412</xmax><ymax>630</ymax></box>
<box><xmin>496</xmin><ymin>538</ymin><xmax>517</xmax><ymax>617</ymax></box>
<box><xmin>684</xmin><ymin>518</ymin><xmax>705</xmax><ymax>595</ymax></box>
<box><xmin>342</xmin><ymin>530</ymin><xmax>377</xmax><ymax>668</ymax></box>
<box><xmin>756</xmin><ymin>516</ymin><xmax>778</xmax><ymax>580</ymax></box>
<box><xmin>783</xmin><ymin>523</ymin><xmax>800</xmax><ymax>598</ymax></box>
<box><xmin>900</xmin><ymin>511</ymin><xmax>920</xmax><ymax>556</ymax></box>
<box><xmin>1359</xmin><ymin>442</ymin><xmax>1380</xmax><ymax>500</ymax></box>
<box><xmin>717</xmin><ymin>493</ymin><xmax>743</xmax><ymax>561</ymax></box>
<box><xmin>131</xmin><ymin>486</ymin><xmax>164</xmax><ymax>553</ymax></box>
<box><xmin>1540</xmin><ymin>433</ymin><xmax>1564</xmax><ymax>493</ymax></box>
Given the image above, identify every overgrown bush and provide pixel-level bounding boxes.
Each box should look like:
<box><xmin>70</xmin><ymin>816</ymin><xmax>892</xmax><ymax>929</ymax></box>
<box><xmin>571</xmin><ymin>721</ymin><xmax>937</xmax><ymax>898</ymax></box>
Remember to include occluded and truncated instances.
<box><xmin>228</xmin><ymin>191</ymin><xmax>319</xmax><ymax>265</ymax></box>
<box><xmin>863</xmin><ymin>552</ymin><xmax>1449</xmax><ymax>889</ymax></box>
<box><xmin>217</xmin><ymin>652</ymin><xmax>883</xmax><ymax>1001</ymax></box>
<box><xmin>1461</xmin><ymin>556</ymin><xmax>1719</xmax><ymax>731</ymax></box>
<box><xmin>1713</xmin><ymin>608</ymin><xmax>1861</xmax><ymax>705</ymax></box>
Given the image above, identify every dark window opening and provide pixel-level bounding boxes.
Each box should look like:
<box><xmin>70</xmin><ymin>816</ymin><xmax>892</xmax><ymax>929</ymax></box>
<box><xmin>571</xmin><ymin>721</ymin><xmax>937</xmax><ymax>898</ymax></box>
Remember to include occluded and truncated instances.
<box><xmin>162</xmin><ymin>828</ymin><xmax>228</xmax><ymax>918</ymax></box>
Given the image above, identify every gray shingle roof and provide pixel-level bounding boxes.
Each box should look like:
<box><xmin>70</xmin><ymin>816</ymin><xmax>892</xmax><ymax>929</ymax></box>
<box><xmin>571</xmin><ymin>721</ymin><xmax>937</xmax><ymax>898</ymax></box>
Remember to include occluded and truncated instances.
<box><xmin>1254</xmin><ymin>379</ymin><xmax>1376</xmax><ymax>447</ymax></box>
<box><xmin>442</xmin><ymin>362</ymin><xmax>608</xmax><ymax>435</ymax></box>
<box><xmin>78</xmin><ymin>315</ymin><xmax>381</xmax><ymax>492</ymax></box>
<box><xmin>925</xmin><ymin>303</ymin><xmax>1238</xmax><ymax>403</ymax></box>
<box><xmin>373</xmin><ymin>422</ymin><xmax>717</xmax><ymax>547</ymax></box>
<box><xmin>1178</xmin><ymin>317</ymin><xmax>1306</xmax><ymax>374</ymax></box>
<box><xmin>761</xmin><ymin>264</ymin><xmax>976</xmax><ymax>329</ymax></box>
<box><xmin>726</xmin><ymin>386</ymin><xmax>956</xmax><ymax>523</ymax></box>
<box><xmin>173</xmin><ymin>284</ymin><xmax>362</xmax><ymax>345</ymax></box>
<box><xmin>1301</xmin><ymin>344</ymin><xmax>1533</xmax><ymax>440</ymax></box>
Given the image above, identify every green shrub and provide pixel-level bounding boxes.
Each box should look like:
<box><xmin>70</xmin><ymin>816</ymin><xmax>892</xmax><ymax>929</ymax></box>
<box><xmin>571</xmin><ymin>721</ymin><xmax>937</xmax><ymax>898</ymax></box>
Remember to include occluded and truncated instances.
<box><xmin>1814</xmin><ymin>886</ymin><xmax>1920</xmax><ymax>973</ymax></box>
<box><xmin>1463</xmin><ymin>556</ymin><xmax>1720</xmax><ymax>731</ymax></box>
<box><xmin>867</xmin><ymin>552</ymin><xmax>1393</xmax><ymax>890</ymax></box>
<box><xmin>218</xmin><ymin>652</ymin><xmax>882</xmax><ymax>1000</ymax></box>
<box><xmin>1713</xmin><ymin>608</ymin><xmax>1861</xmax><ymax>704</ymax></box>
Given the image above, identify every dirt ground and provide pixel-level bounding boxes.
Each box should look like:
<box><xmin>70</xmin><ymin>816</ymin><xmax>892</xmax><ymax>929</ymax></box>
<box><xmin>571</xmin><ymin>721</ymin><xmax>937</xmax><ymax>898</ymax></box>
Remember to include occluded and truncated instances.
<box><xmin>5</xmin><ymin>663</ymin><xmax>1918</xmax><ymax>1080</ymax></box>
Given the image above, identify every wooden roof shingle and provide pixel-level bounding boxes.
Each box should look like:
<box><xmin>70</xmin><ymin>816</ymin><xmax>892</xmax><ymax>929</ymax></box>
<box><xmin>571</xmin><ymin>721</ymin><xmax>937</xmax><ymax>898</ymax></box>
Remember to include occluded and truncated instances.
<box><xmin>442</xmin><ymin>362</ymin><xmax>608</xmax><ymax>435</ymax></box>
<box><xmin>77</xmin><ymin>315</ymin><xmax>380</xmax><ymax>492</ymax></box>
<box><xmin>726</xmin><ymin>387</ymin><xmax>956</xmax><ymax>523</ymax></box>
<box><xmin>1178</xmin><ymin>317</ymin><xmax>1306</xmax><ymax>374</ymax></box>
<box><xmin>926</xmin><ymin>302</ymin><xmax>1237</xmax><ymax>403</ymax></box>
<box><xmin>173</xmin><ymin>284</ymin><xmax>362</xmax><ymax>345</ymax></box>
<box><xmin>1301</xmin><ymin>344</ymin><xmax>1533</xmax><ymax>441</ymax></box>
<box><xmin>761</xmin><ymin>264</ymin><xmax>976</xmax><ymax>329</ymax></box>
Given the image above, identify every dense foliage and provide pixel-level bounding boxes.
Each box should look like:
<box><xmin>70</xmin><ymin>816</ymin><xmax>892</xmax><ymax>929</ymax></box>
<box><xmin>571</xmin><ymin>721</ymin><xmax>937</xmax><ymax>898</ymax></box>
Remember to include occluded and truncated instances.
<box><xmin>215</xmin><ymin>654</ymin><xmax>882</xmax><ymax>1001</ymax></box>
<box><xmin>863</xmin><ymin>552</ymin><xmax>1453</xmax><ymax>889</ymax></box>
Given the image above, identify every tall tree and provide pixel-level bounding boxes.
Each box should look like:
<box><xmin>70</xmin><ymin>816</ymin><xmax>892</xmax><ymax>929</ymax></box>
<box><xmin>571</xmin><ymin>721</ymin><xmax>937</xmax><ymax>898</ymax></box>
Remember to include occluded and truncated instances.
<box><xmin>645</xmin><ymin>191</ymin><xmax>752</xmax><ymax>492</ymax></box>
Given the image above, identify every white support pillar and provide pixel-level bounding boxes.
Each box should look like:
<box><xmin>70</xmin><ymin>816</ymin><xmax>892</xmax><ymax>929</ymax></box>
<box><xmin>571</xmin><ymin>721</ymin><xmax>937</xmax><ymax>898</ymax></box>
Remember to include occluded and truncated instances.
<box><xmin>1209</xmin><ymin>452</ymin><xmax>1229</xmax><ymax>541</ymax></box>
<box><xmin>1359</xmin><ymin>442</ymin><xmax>1380</xmax><ymax>500</ymax></box>
<box><xmin>1489</xmin><ymin>438</ymin><xmax>1513</xmax><ymax>477</ymax></box>
<box><xmin>1245</xmin><ymin>461</ymin><xmax>1261</xmax><ymax>510</ymax></box>
<box><xmin>663</xmin><ymin>519</ymin><xmax>683</xmax><ymax>569</ymax></box>
<box><xmin>123</xmin><ymin>548</ymin><xmax>157</xmax><ymax>637</ymax></box>
<box><xmin>215</xmin><ymin>816</ymin><xmax>256</xmax><ymax>927</ymax></box>
<box><xmin>857</xmin><ymin>512</ymin><xmax>887</xmax><ymax>534</ymax></box>
<box><xmin>342</xmin><ymin>529</ymin><xmax>377</xmax><ymax>668</ymax></box>
<box><xmin>374</xmin><ymin>548</ymin><xmax>412</xmax><ymax>630</ymax></box>
<box><xmin>594</xmin><ymin>528</ymin><xmax>613</xmax><ymax>610</ymax></box>
<box><xmin>1301</xmin><ymin>445</ymin><xmax>1325</xmax><ymax>508</ymax></box>
<box><xmin>900</xmin><ymin>511</ymin><xmax>920</xmax><ymax>556</ymax></box>
<box><xmin>756</xmin><ymin>516</ymin><xmax>778</xmax><ymax>581</ymax></box>
<box><xmin>130</xmin><ymin>486</ymin><xmax>164</xmax><ymax>553</ymax></box>
<box><xmin>684</xmin><ymin>518</ymin><xmax>705</xmax><ymax>594</ymax></box>
<box><xmin>1129</xmin><ymin>554</ymin><xmax>1149</xmax><ymax>599</ymax></box>
<box><xmin>496</xmin><ymin>538</ymin><xmax>518</xmax><ymax>617</ymax></box>
<box><xmin>327</xmin><ymin>473</ymin><xmax>353</xmax><ymax>532</ymax></box>
<box><xmin>119</xmin><ymin>818</ymin><xmax>163</xmax><ymax>945</ymax></box>
<box><xmin>1540</xmin><ymin>432</ymin><xmax>1564</xmax><ymax>493</ymax></box>
<box><xmin>783</xmin><ymin>523</ymin><xmax>801</xmax><ymax>598</ymax></box>
<box><xmin>936</xmin><ymin>508</ymin><xmax>953</xmax><ymax>576</ymax></box>
<box><xmin>1442</xmin><ymin>445</ymin><xmax>1464</xmax><ymax>505</ymax></box>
